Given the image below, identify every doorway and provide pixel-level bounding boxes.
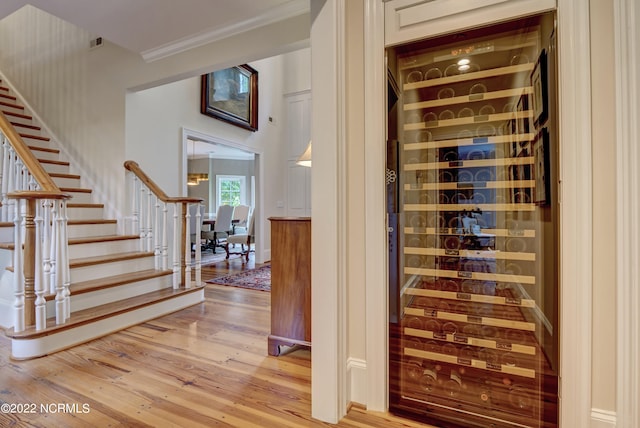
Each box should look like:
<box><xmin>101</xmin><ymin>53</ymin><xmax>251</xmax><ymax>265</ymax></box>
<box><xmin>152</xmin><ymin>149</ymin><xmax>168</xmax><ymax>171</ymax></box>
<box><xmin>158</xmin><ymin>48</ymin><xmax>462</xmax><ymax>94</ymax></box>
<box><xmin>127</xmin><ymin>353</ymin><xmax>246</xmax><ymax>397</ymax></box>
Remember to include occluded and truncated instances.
<box><xmin>181</xmin><ymin>127</ymin><xmax>265</xmax><ymax>264</ymax></box>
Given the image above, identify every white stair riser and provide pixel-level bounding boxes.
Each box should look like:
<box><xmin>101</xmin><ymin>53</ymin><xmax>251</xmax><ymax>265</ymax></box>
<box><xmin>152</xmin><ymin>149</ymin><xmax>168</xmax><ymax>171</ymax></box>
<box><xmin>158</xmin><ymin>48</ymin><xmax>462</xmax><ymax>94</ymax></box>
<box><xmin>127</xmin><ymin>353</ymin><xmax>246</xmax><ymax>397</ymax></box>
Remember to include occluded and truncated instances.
<box><xmin>70</xmin><ymin>256</ymin><xmax>156</xmax><ymax>283</ymax></box>
<box><xmin>66</xmin><ymin>192</ymin><xmax>92</xmax><ymax>204</ymax></box>
<box><xmin>44</xmin><ymin>275</ymin><xmax>173</xmax><ymax>315</ymax></box>
<box><xmin>68</xmin><ymin>239</ymin><xmax>139</xmax><ymax>259</ymax></box>
<box><xmin>67</xmin><ymin>206</ymin><xmax>104</xmax><ymax>221</ymax></box>
<box><xmin>13</xmin><ymin>288</ymin><xmax>203</xmax><ymax>359</ymax></box>
<box><xmin>28</xmin><ymin>148</ymin><xmax>58</xmax><ymax>161</ymax></box>
<box><xmin>67</xmin><ymin>222</ymin><xmax>117</xmax><ymax>239</ymax></box>
<box><xmin>39</xmin><ymin>162</ymin><xmax>69</xmax><ymax>175</ymax></box>
<box><xmin>52</xmin><ymin>176</ymin><xmax>81</xmax><ymax>188</ymax></box>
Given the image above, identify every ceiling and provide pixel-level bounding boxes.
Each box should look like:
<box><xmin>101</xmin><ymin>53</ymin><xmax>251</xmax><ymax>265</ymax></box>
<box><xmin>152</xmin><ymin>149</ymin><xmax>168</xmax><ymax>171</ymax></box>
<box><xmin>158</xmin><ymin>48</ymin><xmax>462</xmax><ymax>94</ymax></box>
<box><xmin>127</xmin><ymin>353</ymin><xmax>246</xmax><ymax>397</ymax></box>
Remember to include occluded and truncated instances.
<box><xmin>0</xmin><ymin>0</ymin><xmax>309</xmax><ymax>61</ymax></box>
<box><xmin>0</xmin><ymin>0</ymin><xmax>308</xmax><ymax>159</ymax></box>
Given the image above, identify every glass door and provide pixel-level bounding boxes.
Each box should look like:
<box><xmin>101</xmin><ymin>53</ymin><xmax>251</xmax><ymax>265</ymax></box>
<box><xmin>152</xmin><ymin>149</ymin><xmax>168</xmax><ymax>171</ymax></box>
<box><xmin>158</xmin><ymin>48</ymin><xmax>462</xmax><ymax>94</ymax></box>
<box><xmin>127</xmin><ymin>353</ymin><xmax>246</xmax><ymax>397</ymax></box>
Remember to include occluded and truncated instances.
<box><xmin>388</xmin><ymin>12</ymin><xmax>559</xmax><ymax>428</ymax></box>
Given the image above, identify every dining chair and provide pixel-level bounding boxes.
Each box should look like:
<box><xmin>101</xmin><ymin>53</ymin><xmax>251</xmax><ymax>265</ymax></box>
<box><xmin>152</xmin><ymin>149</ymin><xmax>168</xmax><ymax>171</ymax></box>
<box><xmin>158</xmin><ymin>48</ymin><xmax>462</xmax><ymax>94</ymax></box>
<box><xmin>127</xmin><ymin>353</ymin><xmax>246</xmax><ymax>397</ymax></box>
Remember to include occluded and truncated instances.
<box><xmin>232</xmin><ymin>204</ymin><xmax>251</xmax><ymax>233</ymax></box>
<box><xmin>212</xmin><ymin>204</ymin><xmax>234</xmax><ymax>252</ymax></box>
<box><xmin>225</xmin><ymin>210</ymin><xmax>255</xmax><ymax>261</ymax></box>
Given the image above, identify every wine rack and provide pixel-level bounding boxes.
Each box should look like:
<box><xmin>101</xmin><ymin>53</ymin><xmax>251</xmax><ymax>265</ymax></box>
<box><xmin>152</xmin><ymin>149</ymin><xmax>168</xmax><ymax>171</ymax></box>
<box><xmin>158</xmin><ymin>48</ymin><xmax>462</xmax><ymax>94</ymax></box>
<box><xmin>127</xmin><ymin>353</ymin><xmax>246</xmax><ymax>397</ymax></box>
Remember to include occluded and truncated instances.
<box><xmin>389</xmin><ymin>13</ymin><xmax>559</xmax><ymax>428</ymax></box>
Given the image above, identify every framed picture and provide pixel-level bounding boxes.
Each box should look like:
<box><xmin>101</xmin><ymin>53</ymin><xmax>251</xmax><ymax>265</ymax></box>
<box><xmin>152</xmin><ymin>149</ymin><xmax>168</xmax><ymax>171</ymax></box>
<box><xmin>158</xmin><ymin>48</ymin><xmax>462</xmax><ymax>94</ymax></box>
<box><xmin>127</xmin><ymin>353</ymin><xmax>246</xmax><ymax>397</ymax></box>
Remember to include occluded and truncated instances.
<box><xmin>531</xmin><ymin>49</ymin><xmax>548</xmax><ymax>127</ymax></box>
<box><xmin>201</xmin><ymin>64</ymin><xmax>258</xmax><ymax>132</ymax></box>
<box><xmin>533</xmin><ymin>128</ymin><xmax>550</xmax><ymax>205</ymax></box>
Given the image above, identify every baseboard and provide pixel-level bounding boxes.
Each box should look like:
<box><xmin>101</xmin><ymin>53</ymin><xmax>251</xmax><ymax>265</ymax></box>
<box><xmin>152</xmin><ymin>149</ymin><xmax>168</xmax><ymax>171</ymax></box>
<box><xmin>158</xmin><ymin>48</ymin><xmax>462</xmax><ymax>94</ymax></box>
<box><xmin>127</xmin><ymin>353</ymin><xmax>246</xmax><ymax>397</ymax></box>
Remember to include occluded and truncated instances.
<box><xmin>347</xmin><ymin>357</ymin><xmax>367</xmax><ymax>406</ymax></box>
<box><xmin>10</xmin><ymin>289</ymin><xmax>204</xmax><ymax>359</ymax></box>
<box><xmin>591</xmin><ymin>408</ymin><xmax>617</xmax><ymax>428</ymax></box>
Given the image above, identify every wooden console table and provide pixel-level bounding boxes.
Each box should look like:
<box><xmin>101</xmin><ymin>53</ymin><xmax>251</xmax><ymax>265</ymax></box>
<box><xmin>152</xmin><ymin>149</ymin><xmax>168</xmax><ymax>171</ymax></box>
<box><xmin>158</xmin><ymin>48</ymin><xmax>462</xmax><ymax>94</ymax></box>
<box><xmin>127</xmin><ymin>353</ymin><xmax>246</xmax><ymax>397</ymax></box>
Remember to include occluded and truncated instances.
<box><xmin>268</xmin><ymin>217</ymin><xmax>311</xmax><ymax>356</ymax></box>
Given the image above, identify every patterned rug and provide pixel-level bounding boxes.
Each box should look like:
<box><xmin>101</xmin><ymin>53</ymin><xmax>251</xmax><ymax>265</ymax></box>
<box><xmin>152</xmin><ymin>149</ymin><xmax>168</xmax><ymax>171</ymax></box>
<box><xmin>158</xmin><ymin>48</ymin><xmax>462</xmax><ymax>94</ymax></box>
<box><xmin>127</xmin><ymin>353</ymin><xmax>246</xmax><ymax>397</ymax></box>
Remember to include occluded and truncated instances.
<box><xmin>206</xmin><ymin>265</ymin><xmax>271</xmax><ymax>291</ymax></box>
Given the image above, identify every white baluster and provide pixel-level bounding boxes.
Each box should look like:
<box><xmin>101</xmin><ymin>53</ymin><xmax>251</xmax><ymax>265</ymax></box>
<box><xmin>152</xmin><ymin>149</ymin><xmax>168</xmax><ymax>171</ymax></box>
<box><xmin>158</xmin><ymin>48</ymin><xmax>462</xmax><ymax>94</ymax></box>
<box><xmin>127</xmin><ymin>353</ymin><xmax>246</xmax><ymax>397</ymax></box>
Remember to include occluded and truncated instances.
<box><xmin>194</xmin><ymin>204</ymin><xmax>202</xmax><ymax>286</ymax></box>
<box><xmin>34</xmin><ymin>200</ymin><xmax>46</xmax><ymax>330</ymax></box>
<box><xmin>172</xmin><ymin>203</ymin><xmax>179</xmax><ymax>289</ymax></box>
<box><xmin>184</xmin><ymin>204</ymin><xmax>192</xmax><ymax>289</ymax></box>
<box><xmin>53</xmin><ymin>201</ymin><xmax>65</xmax><ymax>324</ymax></box>
<box><xmin>139</xmin><ymin>183</ymin><xmax>146</xmax><ymax>251</ymax></box>
<box><xmin>49</xmin><ymin>200</ymin><xmax>58</xmax><ymax>294</ymax></box>
<box><xmin>161</xmin><ymin>201</ymin><xmax>168</xmax><ymax>270</ymax></box>
<box><xmin>0</xmin><ymin>136</ymin><xmax>6</xmax><ymax>221</ymax></box>
<box><xmin>61</xmin><ymin>201</ymin><xmax>70</xmax><ymax>321</ymax></box>
<box><xmin>42</xmin><ymin>200</ymin><xmax>52</xmax><ymax>294</ymax></box>
<box><xmin>6</xmin><ymin>146</ymin><xmax>15</xmax><ymax>221</ymax></box>
<box><xmin>154</xmin><ymin>195</ymin><xmax>160</xmax><ymax>269</ymax></box>
<box><xmin>146</xmin><ymin>188</ymin><xmax>153</xmax><ymax>252</ymax></box>
<box><xmin>132</xmin><ymin>175</ymin><xmax>140</xmax><ymax>237</ymax></box>
<box><xmin>12</xmin><ymin>198</ymin><xmax>24</xmax><ymax>332</ymax></box>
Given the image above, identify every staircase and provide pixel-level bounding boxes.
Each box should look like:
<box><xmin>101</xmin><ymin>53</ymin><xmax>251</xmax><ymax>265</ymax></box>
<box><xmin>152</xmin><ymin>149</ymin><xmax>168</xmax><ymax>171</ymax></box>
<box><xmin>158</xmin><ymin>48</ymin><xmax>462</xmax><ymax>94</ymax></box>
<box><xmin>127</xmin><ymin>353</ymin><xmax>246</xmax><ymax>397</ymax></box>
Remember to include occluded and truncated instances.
<box><xmin>0</xmin><ymin>80</ymin><xmax>204</xmax><ymax>360</ymax></box>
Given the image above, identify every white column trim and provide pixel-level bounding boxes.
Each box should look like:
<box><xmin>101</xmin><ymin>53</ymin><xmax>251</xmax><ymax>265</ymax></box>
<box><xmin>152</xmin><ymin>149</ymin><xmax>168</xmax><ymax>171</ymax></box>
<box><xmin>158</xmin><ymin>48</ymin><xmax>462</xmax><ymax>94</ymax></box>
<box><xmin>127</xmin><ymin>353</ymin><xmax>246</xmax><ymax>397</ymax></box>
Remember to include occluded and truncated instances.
<box><xmin>556</xmin><ymin>0</ymin><xmax>593</xmax><ymax>426</ymax></box>
<box><xmin>310</xmin><ymin>0</ymin><xmax>348</xmax><ymax>423</ymax></box>
<box><xmin>614</xmin><ymin>0</ymin><xmax>640</xmax><ymax>427</ymax></box>
<box><xmin>363</xmin><ymin>0</ymin><xmax>388</xmax><ymax>412</ymax></box>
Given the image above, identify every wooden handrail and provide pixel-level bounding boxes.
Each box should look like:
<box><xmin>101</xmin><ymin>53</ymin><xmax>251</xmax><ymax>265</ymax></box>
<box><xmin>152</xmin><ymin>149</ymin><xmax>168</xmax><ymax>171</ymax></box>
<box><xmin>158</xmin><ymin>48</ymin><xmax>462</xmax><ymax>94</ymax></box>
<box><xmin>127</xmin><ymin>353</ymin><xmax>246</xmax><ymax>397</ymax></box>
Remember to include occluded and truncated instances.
<box><xmin>124</xmin><ymin>160</ymin><xmax>202</xmax><ymax>205</ymax></box>
<box><xmin>0</xmin><ymin>111</ymin><xmax>65</xmax><ymax>194</ymax></box>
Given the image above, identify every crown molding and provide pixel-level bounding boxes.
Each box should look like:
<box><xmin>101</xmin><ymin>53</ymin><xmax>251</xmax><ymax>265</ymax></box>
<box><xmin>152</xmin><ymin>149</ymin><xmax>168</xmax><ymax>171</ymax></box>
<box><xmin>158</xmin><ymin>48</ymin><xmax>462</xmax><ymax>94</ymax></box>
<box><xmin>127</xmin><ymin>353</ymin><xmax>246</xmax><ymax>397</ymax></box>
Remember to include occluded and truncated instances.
<box><xmin>141</xmin><ymin>0</ymin><xmax>310</xmax><ymax>62</ymax></box>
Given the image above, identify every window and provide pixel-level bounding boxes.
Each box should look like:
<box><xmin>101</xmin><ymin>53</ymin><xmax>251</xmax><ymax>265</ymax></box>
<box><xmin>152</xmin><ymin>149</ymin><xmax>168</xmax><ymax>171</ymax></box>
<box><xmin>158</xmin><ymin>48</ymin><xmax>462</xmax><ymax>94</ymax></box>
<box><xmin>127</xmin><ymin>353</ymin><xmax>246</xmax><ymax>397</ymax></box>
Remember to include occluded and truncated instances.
<box><xmin>216</xmin><ymin>175</ymin><xmax>246</xmax><ymax>207</ymax></box>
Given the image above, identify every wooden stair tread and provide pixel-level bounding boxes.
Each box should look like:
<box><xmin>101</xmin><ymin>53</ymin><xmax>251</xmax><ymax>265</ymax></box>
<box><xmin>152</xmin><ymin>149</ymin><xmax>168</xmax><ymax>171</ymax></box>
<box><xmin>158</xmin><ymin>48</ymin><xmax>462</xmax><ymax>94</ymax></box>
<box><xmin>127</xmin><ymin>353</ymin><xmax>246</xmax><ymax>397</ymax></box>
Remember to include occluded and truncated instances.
<box><xmin>0</xmin><ymin>100</ymin><xmax>24</xmax><ymax>110</ymax></box>
<box><xmin>2</xmin><ymin>110</ymin><xmax>31</xmax><ymax>120</ymax></box>
<box><xmin>38</xmin><ymin>159</ymin><xmax>69</xmax><ymax>166</ymax></box>
<box><xmin>60</xmin><ymin>187</ymin><xmax>92</xmax><ymax>194</ymax></box>
<box><xmin>0</xmin><ymin>222</ymin><xmax>13</xmax><ymax>227</ymax></box>
<box><xmin>0</xmin><ymin>86</ymin><xmax>9</xmax><ymax>92</ymax></box>
<box><xmin>0</xmin><ymin>93</ymin><xmax>17</xmax><ymax>101</ymax></box>
<box><xmin>70</xmin><ymin>250</ymin><xmax>153</xmax><ymax>268</ymax></box>
<box><xmin>28</xmin><ymin>145</ymin><xmax>58</xmax><ymax>154</ymax></box>
<box><xmin>50</xmin><ymin>172</ymin><xmax>81</xmax><ymax>179</ymax></box>
<box><xmin>8</xmin><ymin>284</ymin><xmax>202</xmax><ymax>340</ymax></box>
<box><xmin>20</xmin><ymin>133</ymin><xmax>49</xmax><ymax>142</ymax></box>
<box><xmin>68</xmin><ymin>234</ymin><xmax>139</xmax><ymax>245</ymax></box>
<box><xmin>68</xmin><ymin>219</ymin><xmax>116</xmax><ymax>225</ymax></box>
<box><xmin>68</xmin><ymin>203</ymin><xmax>104</xmax><ymax>208</ymax></box>
<box><xmin>0</xmin><ymin>242</ymin><xmax>14</xmax><ymax>250</ymax></box>
<box><xmin>11</xmin><ymin>121</ymin><xmax>39</xmax><ymax>130</ymax></box>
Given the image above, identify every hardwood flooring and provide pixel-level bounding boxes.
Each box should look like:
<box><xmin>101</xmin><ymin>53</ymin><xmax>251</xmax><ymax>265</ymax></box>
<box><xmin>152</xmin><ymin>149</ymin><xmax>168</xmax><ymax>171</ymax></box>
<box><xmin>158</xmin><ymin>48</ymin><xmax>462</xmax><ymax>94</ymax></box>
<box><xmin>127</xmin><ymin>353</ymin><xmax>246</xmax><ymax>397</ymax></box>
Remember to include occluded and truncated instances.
<box><xmin>0</xmin><ymin>256</ymin><xmax>432</xmax><ymax>427</ymax></box>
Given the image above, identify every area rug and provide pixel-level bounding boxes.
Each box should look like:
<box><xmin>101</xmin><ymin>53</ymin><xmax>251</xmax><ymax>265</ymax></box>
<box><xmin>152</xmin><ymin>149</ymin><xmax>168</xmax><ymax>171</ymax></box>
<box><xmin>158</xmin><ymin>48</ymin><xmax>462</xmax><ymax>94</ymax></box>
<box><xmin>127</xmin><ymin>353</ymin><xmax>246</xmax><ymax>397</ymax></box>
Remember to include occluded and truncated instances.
<box><xmin>206</xmin><ymin>265</ymin><xmax>271</xmax><ymax>292</ymax></box>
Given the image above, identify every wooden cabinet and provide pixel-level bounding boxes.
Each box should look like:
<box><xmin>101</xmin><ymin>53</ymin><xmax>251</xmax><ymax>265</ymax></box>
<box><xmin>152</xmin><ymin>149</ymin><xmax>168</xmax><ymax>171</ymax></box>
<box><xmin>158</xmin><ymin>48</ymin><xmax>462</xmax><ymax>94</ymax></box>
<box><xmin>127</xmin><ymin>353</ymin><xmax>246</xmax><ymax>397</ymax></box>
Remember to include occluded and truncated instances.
<box><xmin>268</xmin><ymin>217</ymin><xmax>311</xmax><ymax>356</ymax></box>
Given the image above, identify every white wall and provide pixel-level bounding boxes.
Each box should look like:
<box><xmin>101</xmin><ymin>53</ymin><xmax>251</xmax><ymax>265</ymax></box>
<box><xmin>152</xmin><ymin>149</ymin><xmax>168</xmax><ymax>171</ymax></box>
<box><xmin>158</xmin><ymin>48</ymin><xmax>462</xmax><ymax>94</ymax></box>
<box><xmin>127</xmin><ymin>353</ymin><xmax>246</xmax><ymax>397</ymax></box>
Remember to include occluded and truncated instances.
<box><xmin>125</xmin><ymin>54</ymin><xmax>290</xmax><ymax>251</ymax></box>
<box><xmin>0</xmin><ymin>5</ymin><xmax>309</xmax><ymax>220</ymax></box>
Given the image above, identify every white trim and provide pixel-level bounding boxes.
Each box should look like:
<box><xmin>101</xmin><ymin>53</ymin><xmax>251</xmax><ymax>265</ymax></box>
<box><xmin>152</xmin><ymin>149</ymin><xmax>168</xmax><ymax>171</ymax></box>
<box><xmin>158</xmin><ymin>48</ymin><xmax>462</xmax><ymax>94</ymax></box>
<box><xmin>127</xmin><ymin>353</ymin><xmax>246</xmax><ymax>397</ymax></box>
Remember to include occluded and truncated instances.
<box><xmin>557</xmin><ymin>0</ymin><xmax>593</xmax><ymax>426</ymax></box>
<box><xmin>347</xmin><ymin>358</ymin><xmax>368</xmax><ymax>406</ymax></box>
<box><xmin>384</xmin><ymin>0</ymin><xmax>556</xmax><ymax>47</ymax></box>
<box><xmin>310</xmin><ymin>0</ymin><xmax>347</xmax><ymax>423</ymax></box>
<box><xmin>181</xmin><ymin>127</ymin><xmax>266</xmax><ymax>264</ymax></box>
<box><xmin>614</xmin><ymin>1</ymin><xmax>640</xmax><ymax>427</ymax></box>
<box><xmin>591</xmin><ymin>409</ymin><xmax>617</xmax><ymax>428</ymax></box>
<box><xmin>363</xmin><ymin>0</ymin><xmax>388</xmax><ymax>413</ymax></box>
<box><xmin>141</xmin><ymin>0</ymin><xmax>311</xmax><ymax>62</ymax></box>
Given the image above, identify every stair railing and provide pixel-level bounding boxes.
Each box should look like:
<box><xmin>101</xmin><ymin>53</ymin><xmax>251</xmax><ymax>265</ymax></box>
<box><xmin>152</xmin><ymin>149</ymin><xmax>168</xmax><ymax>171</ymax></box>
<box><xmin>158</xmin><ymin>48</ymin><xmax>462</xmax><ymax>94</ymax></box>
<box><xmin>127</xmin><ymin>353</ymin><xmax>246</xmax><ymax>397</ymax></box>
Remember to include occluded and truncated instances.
<box><xmin>124</xmin><ymin>161</ymin><xmax>203</xmax><ymax>289</ymax></box>
<box><xmin>0</xmin><ymin>111</ymin><xmax>71</xmax><ymax>333</ymax></box>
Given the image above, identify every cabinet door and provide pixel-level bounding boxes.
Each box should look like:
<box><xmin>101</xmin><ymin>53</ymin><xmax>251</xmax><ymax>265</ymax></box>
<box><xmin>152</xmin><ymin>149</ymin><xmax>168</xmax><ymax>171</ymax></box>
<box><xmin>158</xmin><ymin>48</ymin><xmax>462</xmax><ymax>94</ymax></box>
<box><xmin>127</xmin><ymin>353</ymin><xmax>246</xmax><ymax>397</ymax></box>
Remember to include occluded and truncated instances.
<box><xmin>388</xmin><ymin>11</ymin><xmax>559</xmax><ymax>428</ymax></box>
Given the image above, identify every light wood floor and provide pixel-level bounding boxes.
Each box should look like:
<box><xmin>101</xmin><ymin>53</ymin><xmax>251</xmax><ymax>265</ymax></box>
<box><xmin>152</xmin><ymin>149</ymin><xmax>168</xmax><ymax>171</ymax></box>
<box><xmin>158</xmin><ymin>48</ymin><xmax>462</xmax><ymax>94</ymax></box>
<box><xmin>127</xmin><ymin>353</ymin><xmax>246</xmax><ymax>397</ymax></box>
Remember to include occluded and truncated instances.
<box><xmin>0</xmin><ymin>255</ymin><xmax>432</xmax><ymax>427</ymax></box>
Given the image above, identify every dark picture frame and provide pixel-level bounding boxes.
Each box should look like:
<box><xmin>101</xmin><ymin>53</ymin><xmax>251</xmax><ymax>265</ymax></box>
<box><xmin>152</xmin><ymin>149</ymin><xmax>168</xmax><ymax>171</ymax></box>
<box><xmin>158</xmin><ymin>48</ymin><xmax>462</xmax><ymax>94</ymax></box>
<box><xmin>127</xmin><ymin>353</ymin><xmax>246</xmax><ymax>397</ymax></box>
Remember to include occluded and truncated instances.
<box><xmin>201</xmin><ymin>64</ymin><xmax>258</xmax><ymax>132</ymax></box>
<box><xmin>533</xmin><ymin>128</ymin><xmax>550</xmax><ymax>205</ymax></box>
<box><xmin>531</xmin><ymin>49</ymin><xmax>548</xmax><ymax>127</ymax></box>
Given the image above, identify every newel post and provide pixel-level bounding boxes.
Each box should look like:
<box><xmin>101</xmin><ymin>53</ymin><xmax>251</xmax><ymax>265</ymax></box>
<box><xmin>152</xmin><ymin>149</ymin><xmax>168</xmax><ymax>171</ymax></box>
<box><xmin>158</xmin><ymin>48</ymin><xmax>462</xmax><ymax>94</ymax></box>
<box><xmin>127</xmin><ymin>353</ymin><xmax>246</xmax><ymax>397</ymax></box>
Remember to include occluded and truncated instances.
<box><xmin>22</xmin><ymin>198</ymin><xmax>36</xmax><ymax>327</ymax></box>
